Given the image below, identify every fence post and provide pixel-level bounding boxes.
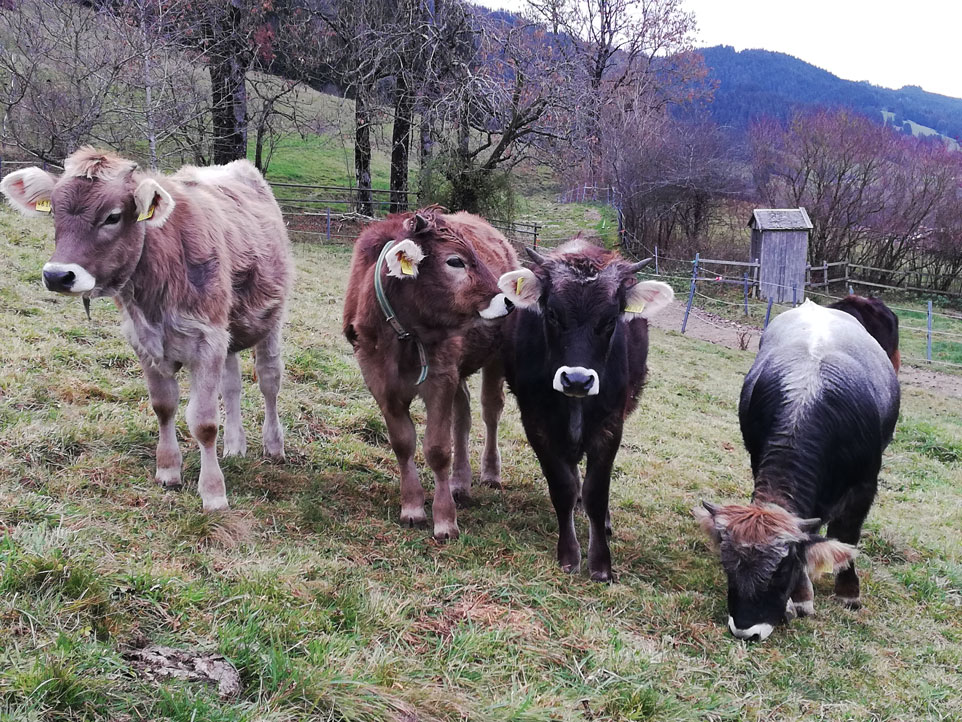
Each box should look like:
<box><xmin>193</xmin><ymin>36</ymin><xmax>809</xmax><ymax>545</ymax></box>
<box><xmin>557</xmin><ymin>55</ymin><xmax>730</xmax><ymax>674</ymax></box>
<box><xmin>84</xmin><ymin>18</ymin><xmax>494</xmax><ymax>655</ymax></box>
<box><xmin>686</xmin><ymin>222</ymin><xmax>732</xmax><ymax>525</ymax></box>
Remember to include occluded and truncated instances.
<box><xmin>654</xmin><ymin>245</ymin><xmax>659</xmax><ymax>275</ymax></box>
<box><xmin>927</xmin><ymin>300</ymin><xmax>933</xmax><ymax>362</ymax></box>
<box><xmin>849</xmin><ymin>285</ymin><xmax>854</xmax><ymax>296</ymax></box>
<box><xmin>752</xmin><ymin>258</ymin><xmax>759</xmax><ymax>299</ymax></box>
<box><xmin>792</xmin><ymin>283</ymin><xmax>797</xmax><ymax>307</ymax></box>
<box><xmin>764</xmin><ymin>297</ymin><xmax>774</xmax><ymax>329</ymax></box>
<box><xmin>823</xmin><ymin>260</ymin><xmax>828</xmax><ymax>289</ymax></box>
<box><xmin>326</xmin><ymin>208</ymin><xmax>331</xmax><ymax>241</ymax></box>
<box><xmin>681</xmin><ymin>253</ymin><xmax>698</xmax><ymax>334</ymax></box>
<box><xmin>533</xmin><ymin>224</ymin><xmax>540</xmax><ymax>248</ymax></box>
<box><xmin>844</xmin><ymin>261</ymin><xmax>850</xmax><ymax>291</ymax></box>
<box><xmin>743</xmin><ymin>273</ymin><xmax>749</xmax><ymax>316</ymax></box>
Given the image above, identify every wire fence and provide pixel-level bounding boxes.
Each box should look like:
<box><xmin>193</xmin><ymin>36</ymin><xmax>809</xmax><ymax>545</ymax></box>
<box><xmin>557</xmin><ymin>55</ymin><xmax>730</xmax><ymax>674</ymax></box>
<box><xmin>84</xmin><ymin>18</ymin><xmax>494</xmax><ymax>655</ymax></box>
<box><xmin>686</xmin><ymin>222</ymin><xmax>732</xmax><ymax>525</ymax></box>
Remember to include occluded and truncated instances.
<box><xmin>636</xmin><ymin>250</ymin><xmax>962</xmax><ymax>371</ymax></box>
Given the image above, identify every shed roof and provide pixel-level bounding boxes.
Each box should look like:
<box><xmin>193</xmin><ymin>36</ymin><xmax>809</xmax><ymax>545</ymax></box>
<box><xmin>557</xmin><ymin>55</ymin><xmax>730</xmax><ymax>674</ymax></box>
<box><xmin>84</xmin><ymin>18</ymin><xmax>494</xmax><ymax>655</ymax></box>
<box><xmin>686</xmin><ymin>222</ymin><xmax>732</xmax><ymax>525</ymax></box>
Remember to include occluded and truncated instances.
<box><xmin>748</xmin><ymin>208</ymin><xmax>813</xmax><ymax>231</ymax></box>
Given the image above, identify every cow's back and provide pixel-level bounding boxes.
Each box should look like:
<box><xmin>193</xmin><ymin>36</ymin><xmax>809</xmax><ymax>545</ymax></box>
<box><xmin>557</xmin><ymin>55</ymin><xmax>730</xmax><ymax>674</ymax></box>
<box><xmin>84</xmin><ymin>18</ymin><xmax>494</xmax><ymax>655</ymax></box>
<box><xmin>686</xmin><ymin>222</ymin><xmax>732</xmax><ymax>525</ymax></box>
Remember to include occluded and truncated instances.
<box><xmin>740</xmin><ymin>301</ymin><xmax>899</xmax><ymax>514</ymax></box>
<box><xmin>164</xmin><ymin>160</ymin><xmax>290</xmax><ymax>352</ymax></box>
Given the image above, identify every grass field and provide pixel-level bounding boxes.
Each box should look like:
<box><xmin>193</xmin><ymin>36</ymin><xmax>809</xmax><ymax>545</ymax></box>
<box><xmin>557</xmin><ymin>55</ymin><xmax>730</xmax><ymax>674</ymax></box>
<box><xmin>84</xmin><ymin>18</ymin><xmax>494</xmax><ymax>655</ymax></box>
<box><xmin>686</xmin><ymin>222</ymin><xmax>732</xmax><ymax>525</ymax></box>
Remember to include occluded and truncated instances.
<box><xmin>1</xmin><ymin>207</ymin><xmax>961</xmax><ymax>721</ymax></box>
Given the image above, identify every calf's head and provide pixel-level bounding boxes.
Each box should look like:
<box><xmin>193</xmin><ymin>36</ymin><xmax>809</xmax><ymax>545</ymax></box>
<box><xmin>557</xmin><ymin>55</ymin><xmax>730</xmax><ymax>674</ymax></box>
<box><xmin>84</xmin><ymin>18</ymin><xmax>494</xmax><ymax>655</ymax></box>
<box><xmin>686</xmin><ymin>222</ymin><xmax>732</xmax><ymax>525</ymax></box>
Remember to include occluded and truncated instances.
<box><xmin>694</xmin><ymin>502</ymin><xmax>856</xmax><ymax>641</ymax></box>
<box><xmin>0</xmin><ymin>148</ymin><xmax>174</xmax><ymax>298</ymax></box>
<box><xmin>382</xmin><ymin>211</ymin><xmax>511</xmax><ymax>324</ymax></box>
<box><xmin>497</xmin><ymin>241</ymin><xmax>672</xmax><ymax>397</ymax></box>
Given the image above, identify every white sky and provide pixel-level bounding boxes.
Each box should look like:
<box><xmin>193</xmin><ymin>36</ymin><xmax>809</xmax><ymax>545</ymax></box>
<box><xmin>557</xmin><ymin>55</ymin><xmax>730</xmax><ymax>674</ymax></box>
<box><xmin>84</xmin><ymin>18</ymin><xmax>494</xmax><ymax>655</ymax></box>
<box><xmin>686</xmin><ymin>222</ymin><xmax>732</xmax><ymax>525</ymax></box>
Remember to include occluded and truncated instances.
<box><xmin>478</xmin><ymin>0</ymin><xmax>962</xmax><ymax>99</ymax></box>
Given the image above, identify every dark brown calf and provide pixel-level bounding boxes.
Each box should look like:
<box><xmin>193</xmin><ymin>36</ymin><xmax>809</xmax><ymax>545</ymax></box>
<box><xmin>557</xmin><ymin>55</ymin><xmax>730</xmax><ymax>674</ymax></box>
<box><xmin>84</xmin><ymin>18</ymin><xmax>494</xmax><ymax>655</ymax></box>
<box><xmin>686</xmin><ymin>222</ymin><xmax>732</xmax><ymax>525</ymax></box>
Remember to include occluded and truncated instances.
<box><xmin>343</xmin><ymin>208</ymin><xmax>517</xmax><ymax>540</ymax></box>
<box><xmin>1</xmin><ymin>148</ymin><xmax>292</xmax><ymax>511</ymax></box>
<box><xmin>829</xmin><ymin>295</ymin><xmax>900</xmax><ymax>371</ymax></box>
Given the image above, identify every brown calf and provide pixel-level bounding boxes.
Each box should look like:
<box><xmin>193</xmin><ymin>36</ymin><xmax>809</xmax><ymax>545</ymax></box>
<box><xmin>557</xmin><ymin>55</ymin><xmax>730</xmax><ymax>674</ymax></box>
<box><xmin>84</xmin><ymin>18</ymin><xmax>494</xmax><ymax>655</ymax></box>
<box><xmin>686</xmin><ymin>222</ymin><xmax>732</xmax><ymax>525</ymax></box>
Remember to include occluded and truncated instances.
<box><xmin>343</xmin><ymin>208</ymin><xmax>517</xmax><ymax>540</ymax></box>
<box><xmin>1</xmin><ymin>148</ymin><xmax>292</xmax><ymax>511</ymax></box>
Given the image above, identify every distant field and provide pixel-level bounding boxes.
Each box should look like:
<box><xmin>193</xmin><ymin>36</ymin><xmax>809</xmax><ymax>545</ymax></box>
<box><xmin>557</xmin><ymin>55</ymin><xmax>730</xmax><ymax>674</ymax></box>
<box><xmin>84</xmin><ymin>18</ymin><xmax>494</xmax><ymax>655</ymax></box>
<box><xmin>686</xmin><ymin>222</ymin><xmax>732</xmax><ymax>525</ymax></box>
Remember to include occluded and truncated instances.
<box><xmin>1</xmin><ymin>207</ymin><xmax>960</xmax><ymax>720</ymax></box>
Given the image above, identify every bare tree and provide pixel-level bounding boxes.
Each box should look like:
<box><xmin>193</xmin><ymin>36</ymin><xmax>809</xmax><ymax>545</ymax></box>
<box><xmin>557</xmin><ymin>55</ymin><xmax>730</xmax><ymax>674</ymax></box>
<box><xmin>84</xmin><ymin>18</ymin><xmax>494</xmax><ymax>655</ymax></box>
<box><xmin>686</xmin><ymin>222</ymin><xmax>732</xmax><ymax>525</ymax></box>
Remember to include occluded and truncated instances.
<box><xmin>0</xmin><ymin>0</ymin><xmax>134</xmax><ymax>162</ymax></box>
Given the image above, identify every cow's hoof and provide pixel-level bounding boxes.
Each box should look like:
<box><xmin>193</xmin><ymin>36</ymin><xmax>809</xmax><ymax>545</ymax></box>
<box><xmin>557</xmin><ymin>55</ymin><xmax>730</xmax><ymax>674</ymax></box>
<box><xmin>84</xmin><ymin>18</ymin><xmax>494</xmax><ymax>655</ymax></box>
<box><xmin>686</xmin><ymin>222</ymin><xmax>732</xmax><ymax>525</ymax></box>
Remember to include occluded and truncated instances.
<box><xmin>263</xmin><ymin>449</ymin><xmax>285</xmax><ymax>462</ymax></box>
<box><xmin>433</xmin><ymin>521</ymin><xmax>460</xmax><ymax>542</ymax></box>
<box><xmin>223</xmin><ymin>442</ymin><xmax>247</xmax><ymax>458</ymax></box>
<box><xmin>560</xmin><ymin>561</ymin><xmax>580</xmax><ymax>574</ymax></box>
<box><xmin>590</xmin><ymin>569</ymin><xmax>613</xmax><ymax>583</ymax></box>
<box><xmin>479</xmin><ymin>476</ymin><xmax>502</xmax><ymax>490</ymax></box>
<box><xmin>156</xmin><ymin>468</ymin><xmax>182</xmax><ymax>489</ymax></box>
<box><xmin>836</xmin><ymin>595</ymin><xmax>861</xmax><ymax>610</ymax></box>
<box><xmin>400</xmin><ymin>507</ymin><xmax>428</xmax><ymax>528</ymax></box>
<box><xmin>202</xmin><ymin>496</ymin><xmax>230</xmax><ymax>512</ymax></box>
<box><xmin>451</xmin><ymin>488</ymin><xmax>472</xmax><ymax>507</ymax></box>
<box><xmin>791</xmin><ymin>600</ymin><xmax>815</xmax><ymax>617</ymax></box>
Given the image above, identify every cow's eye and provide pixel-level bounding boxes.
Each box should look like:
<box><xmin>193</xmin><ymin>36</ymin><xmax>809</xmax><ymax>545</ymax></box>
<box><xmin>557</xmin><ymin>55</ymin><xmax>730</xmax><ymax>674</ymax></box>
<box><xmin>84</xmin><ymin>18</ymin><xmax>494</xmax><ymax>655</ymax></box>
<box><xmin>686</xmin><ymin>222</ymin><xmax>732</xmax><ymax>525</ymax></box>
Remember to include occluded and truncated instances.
<box><xmin>596</xmin><ymin>318</ymin><xmax>616</xmax><ymax>336</ymax></box>
<box><xmin>103</xmin><ymin>212</ymin><xmax>122</xmax><ymax>226</ymax></box>
<box><xmin>446</xmin><ymin>257</ymin><xmax>466</xmax><ymax>268</ymax></box>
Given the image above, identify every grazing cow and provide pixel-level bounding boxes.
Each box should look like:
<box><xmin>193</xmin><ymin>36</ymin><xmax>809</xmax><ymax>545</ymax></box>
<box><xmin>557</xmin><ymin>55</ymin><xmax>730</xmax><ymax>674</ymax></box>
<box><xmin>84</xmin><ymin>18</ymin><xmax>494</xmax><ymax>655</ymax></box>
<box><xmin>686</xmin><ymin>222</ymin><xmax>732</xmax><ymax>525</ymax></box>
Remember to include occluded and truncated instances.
<box><xmin>1</xmin><ymin>148</ymin><xmax>291</xmax><ymax>511</ymax></box>
<box><xmin>829</xmin><ymin>295</ymin><xmax>900</xmax><ymax>371</ymax></box>
<box><xmin>496</xmin><ymin>240</ymin><xmax>674</xmax><ymax>581</ymax></box>
<box><xmin>343</xmin><ymin>208</ymin><xmax>516</xmax><ymax>541</ymax></box>
<box><xmin>695</xmin><ymin>300</ymin><xmax>900</xmax><ymax>641</ymax></box>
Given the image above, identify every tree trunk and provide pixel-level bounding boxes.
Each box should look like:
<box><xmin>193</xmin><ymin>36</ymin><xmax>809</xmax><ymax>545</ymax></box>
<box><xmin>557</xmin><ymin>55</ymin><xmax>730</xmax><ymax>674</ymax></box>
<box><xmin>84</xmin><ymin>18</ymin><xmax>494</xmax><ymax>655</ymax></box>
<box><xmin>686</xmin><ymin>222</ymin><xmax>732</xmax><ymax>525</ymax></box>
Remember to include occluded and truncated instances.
<box><xmin>209</xmin><ymin>0</ymin><xmax>249</xmax><ymax>165</ymax></box>
<box><xmin>355</xmin><ymin>89</ymin><xmax>374</xmax><ymax>216</ymax></box>
<box><xmin>390</xmin><ymin>75</ymin><xmax>414</xmax><ymax>213</ymax></box>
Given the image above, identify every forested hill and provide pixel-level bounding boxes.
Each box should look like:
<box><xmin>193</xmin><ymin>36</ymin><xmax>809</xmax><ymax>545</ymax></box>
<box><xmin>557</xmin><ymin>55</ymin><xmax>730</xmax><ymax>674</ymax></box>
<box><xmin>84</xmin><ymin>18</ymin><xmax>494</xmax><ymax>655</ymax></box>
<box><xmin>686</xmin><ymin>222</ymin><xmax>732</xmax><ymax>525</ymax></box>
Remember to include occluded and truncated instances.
<box><xmin>698</xmin><ymin>45</ymin><xmax>962</xmax><ymax>142</ymax></box>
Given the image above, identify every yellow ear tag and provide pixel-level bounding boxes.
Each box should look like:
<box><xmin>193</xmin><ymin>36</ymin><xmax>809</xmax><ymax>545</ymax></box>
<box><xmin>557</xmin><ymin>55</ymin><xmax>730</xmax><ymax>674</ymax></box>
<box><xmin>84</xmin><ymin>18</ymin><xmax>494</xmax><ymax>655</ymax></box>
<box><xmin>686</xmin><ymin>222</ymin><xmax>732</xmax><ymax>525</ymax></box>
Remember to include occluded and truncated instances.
<box><xmin>515</xmin><ymin>277</ymin><xmax>525</xmax><ymax>295</ymax></box>
<box><xmin>137</xmin><ymin>204</ymin><xmax>155</xmax><ymax>222</ymax></box>
<box><xmin>399</xmin><ymin>255</ymin><xmax>414</xmax><ymax>276</ymax></box>
<box><xmin>34</xmin><ymin>199</ymin><xmax>51</xmax><ymax>213</ymax></box>
<box><xmin>625</xmin><ymin>301</ymin><xmax>646</xmax><ymax>314</ymax></box>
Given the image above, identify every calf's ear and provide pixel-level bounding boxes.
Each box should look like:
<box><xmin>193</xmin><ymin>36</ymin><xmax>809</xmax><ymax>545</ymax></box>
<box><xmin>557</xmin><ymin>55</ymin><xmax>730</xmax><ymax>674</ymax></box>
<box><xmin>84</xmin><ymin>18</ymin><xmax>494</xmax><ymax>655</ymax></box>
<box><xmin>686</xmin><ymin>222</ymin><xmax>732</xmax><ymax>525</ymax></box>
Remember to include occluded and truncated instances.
<box><xmin>0</xmin><ymin>167</ymin><xmax>58</xmax><ymax>217</ymax></box>
<box><xmin>804</xmin><ymin>538</ymin><xmax>857</xmax><ymax>578</ymax></box>
<box><xmin>498</xmin><ymin>268</ymin><xmax>542</xmax><ymax>307</ymax></box>
<box><xmin>385</xmin><ymin>238</ymin><xmax>425</xmax><ymax>279</ymax></box>
<box><xmin>134</xmin><ymin>179</ymin><xmax>175</xmax><ymax>228</ymax></box>
<box><xmin>623</xmin><ymin>280</ymin><xmax>674</xmax><ymax>319</ymax></box>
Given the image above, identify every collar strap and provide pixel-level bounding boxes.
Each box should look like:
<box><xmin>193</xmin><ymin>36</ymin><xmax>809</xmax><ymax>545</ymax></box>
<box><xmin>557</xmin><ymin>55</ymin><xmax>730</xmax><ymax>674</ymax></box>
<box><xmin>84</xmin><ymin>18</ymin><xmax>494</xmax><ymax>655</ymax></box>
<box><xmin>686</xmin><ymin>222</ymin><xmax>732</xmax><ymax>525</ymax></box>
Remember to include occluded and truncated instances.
<box><xmin>374</xmin><ymin>240</ymin><xmax>429</xmax><ymax>385</ymax></box>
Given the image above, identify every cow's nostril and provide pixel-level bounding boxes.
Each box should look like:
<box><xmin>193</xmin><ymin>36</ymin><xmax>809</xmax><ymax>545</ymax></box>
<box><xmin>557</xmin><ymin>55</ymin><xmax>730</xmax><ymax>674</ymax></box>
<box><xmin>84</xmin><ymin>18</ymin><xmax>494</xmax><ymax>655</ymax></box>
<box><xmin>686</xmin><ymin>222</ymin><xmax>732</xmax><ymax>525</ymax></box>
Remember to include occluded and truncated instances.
<box><xmin>504</xmin><ymin>298</ymin><xmax>514</xmax><ymax>313</ymax></box>
<box><xmin>63</xmin><ymin>271</ymin><xmax>75</xmax><ymax>286</ymax></box>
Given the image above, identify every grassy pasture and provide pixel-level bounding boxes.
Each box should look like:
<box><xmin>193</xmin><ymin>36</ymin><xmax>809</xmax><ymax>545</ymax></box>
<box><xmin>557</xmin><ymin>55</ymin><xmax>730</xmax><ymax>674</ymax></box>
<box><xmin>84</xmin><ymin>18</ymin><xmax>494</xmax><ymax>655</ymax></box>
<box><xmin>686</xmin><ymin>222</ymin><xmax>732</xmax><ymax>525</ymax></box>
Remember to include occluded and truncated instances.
<box><xmin>0</xmin><ymin>207</ymin><xmax>961</xmax><ymax>721</ymax></box>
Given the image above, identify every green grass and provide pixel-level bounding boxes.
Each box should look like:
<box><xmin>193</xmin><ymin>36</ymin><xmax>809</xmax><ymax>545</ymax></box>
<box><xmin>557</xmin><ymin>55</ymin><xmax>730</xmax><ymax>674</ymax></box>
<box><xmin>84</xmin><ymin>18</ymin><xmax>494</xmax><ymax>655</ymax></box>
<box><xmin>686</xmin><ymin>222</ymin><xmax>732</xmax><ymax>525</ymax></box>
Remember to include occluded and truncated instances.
<box><xmin>1</xmin><ymin>206</ymin><xmax>961</xmax><ymax>720</ymax></box>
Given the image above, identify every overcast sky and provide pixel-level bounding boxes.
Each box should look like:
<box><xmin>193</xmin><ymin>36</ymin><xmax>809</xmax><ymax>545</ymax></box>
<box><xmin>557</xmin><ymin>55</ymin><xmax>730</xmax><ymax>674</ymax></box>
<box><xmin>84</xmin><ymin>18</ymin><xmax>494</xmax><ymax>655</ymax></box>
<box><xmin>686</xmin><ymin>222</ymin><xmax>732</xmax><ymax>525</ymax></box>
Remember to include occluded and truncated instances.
<box><xmin>478</xmin><ymin>0</ymin><xmax>962</xmax><ymax>99</ymax></box>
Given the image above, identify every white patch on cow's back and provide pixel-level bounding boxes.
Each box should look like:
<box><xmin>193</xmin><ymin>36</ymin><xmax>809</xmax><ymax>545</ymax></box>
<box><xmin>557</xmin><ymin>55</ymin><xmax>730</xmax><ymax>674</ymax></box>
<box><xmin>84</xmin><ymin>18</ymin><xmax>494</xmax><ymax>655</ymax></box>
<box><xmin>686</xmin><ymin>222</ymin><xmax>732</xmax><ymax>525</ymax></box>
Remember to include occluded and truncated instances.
<box><xmin>42</xmin><ymin>262</ymin><xmax>95</xmax><ymax>293</ymax></box>
<box><xmin>479</xmin><ymin>293</ymin><xmax>510</xmax><ymax>319</ymax></box>
<box><xmin>552</xmin><ymin>366</ymin><xmax>599</xmax><ymax>395</ymax></box>
<box><xmin>728</xmin><ymin>617</ymin><xmax>774</xmax><ymax>641</ymax></box>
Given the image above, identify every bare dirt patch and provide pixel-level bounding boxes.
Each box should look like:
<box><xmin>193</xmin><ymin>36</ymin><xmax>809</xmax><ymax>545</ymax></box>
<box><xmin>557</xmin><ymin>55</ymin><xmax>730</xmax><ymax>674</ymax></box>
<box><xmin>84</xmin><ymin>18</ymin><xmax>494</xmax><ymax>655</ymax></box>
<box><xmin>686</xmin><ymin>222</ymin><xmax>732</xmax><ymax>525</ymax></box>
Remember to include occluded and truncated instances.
<box><xmin>649</xmin><ymin>300</ymin><xmax>962</xmax><ymax>399</ymax></box>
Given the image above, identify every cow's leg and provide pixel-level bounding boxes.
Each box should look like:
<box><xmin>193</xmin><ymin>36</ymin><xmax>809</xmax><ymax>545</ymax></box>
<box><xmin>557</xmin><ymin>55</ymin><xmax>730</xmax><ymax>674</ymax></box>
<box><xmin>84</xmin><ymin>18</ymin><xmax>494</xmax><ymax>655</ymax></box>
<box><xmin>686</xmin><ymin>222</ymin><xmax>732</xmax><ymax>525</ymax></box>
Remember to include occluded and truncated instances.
<box><xmin>421</xmin><ymin>379</ymin><xmax>459</xmax><ymax>541</ymax></box>
<box><xmin>583</xmin><ymin>430</ymin><xmax>620</xmax><ymax>582</ymax></box>
<box><xmin>451</xmin><ymin>379</ymin><xmax>473</xmax><ymax>505</ymax></box>
<box><xmin>381</xmin><ymin>394</ymin><xmax>425</xmax><ymax>528</ymax></box>
<box><xmin>143</xmin><ymin>364</ymin><xmax>182</xmax><ymax>489</ymax></box>
<box><xmin>789</xmin><ymin>572</ymin><xmax>815</xmax><ymax>618</ymax></box>
<box><xmin>527</xmin><ymin>428</ymin><xmax>581</xmax><ymax>571</ymax></box>
<box><xmin>254</xmin><ymin>326</ymin><xmax>285</xmax><ymax>460</ymax></box>
<box><xmin>479</xmin><ymin>362</ymin><xmax>504</xmax><ymax>489</ymax></box>
<box><xmin>221</xmin><ymin>352</ymin><xmax>247</xmax><ymax>457</ymax></box>
<box><xmin>827</xmin><ymin>481</ymin><xmax>877</xmax><ymax>609</ymax></box>
<box><xmin>187</xmin><ymin>355</ymin><xmax>228</xmax><ymax>511</ymax></box>
<box><xmin>355</xmin><ymin>351</ymin><xmax>424</xmax><ymax>528</ymax></box>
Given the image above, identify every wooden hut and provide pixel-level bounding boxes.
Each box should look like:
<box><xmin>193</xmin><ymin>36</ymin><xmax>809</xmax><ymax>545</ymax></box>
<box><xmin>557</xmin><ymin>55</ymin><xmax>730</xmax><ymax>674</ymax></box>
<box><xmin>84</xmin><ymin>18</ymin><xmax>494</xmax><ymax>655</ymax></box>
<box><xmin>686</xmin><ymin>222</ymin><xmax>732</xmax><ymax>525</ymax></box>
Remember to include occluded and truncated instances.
<box><xmin>748</xmin><ymin>208</ymin><xmax>813</xmax><ymax>304</ymax></box>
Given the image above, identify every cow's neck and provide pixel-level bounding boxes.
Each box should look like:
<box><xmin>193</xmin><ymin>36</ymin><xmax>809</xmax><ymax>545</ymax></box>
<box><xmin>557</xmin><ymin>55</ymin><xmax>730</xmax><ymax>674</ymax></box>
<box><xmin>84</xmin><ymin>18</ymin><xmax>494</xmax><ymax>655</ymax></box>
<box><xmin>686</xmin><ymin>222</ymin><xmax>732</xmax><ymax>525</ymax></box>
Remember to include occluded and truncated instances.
<box><xmin>751</xmin><ymin>465</ymin><xmax>817</xmax><ymax>517</ymax></box>
<box><xmin>566</xmin><ymin>399</ymin><xmax>583</xmax><ymax>446</ymax></box>
<box><xmin>115</xmin><ymin>232</ymin><xmax>184</xmax><ymax>364</ymax></box>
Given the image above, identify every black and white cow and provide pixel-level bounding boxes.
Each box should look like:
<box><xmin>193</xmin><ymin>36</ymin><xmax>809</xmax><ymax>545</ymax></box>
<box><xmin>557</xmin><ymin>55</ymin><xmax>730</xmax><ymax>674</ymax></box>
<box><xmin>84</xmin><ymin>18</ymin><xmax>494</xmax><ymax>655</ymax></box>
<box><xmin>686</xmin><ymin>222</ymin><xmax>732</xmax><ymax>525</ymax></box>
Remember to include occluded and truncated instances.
<box><xmin>695</xmin><ymin>300</ymin><xmax>900</xmax><ymax>641</ymax></box>
<box><xmin>497</xmin><ymin>240</ymin><xmax>673</xmax><ymax>581</ymax></box>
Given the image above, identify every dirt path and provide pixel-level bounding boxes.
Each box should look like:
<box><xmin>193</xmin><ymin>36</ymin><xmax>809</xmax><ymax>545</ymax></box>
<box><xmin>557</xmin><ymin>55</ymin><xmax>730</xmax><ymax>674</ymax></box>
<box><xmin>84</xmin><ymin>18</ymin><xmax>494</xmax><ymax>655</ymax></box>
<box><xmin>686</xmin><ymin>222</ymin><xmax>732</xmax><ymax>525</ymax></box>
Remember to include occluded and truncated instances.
<box><xmin>648</xmin><ymin>300</ymin><xmax>962</xmax><ymax>399</ymax></box>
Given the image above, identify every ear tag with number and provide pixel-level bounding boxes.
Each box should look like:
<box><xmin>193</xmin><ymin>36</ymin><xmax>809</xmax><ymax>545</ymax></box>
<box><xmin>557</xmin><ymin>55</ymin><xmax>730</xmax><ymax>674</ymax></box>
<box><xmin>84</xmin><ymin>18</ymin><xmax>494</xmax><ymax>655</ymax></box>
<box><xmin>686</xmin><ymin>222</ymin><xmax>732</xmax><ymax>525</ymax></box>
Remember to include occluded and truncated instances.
<box><xmin>399</xmin><ymin>255</ymin><xmax>414</xmax><ymax>276</ymax></box>
<box><xmin>515</xmin><ymin>277</ymin><xmax>525</xmax><ymax>296</ymax></box>
<box><xmin>625</xmin><ymin>301</ymin><xmax>646</xmax><ymax>314</ymax></box>
<box><xmin>34</xmin><ymin>199</ymin><xmax>51</xmax><ymax>213</ymax></box>
<box><xmin>137</xmin><ymin>204</ymin><xmax>155</xmax><ymax>222</ymax></box>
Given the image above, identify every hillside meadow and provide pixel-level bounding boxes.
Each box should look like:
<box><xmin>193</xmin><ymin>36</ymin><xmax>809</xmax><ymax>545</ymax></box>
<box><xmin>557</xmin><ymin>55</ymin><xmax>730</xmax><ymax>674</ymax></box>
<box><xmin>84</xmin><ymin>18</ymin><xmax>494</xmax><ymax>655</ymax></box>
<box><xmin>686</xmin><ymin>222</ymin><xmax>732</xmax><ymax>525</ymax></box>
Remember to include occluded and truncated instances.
<box><xmin>0</xmin><ymin>207</ymin><xmax>961</xmax><ymax>721</ymax></box>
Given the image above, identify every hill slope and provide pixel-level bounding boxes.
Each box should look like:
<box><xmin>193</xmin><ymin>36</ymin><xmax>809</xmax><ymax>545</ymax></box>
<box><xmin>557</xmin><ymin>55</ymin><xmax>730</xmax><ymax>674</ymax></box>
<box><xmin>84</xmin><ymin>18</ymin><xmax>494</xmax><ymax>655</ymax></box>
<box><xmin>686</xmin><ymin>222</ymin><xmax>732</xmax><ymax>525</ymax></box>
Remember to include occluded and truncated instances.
<box><xmin>698</xmin><ymin>45</ymin><xmax>962</xmax><ymax>142</ymax></box>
